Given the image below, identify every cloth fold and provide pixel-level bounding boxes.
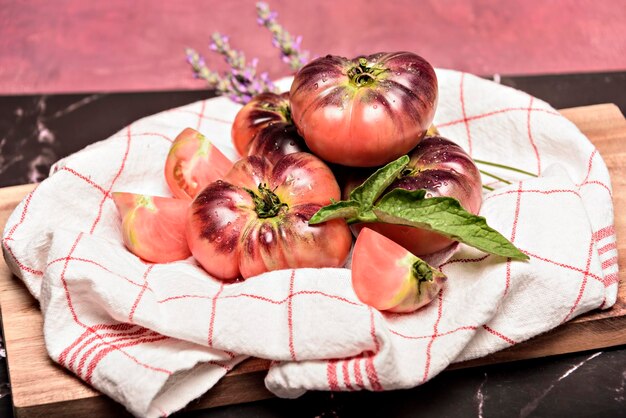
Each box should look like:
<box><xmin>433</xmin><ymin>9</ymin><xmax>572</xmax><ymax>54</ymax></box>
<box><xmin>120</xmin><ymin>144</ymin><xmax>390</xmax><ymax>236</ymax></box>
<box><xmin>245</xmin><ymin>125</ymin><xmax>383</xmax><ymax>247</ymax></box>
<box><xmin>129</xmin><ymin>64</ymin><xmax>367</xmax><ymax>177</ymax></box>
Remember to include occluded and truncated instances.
<box><xmin>2</xmin><ymin>70</ymin><xmax>618</xmax><ymax>417</ymax></box>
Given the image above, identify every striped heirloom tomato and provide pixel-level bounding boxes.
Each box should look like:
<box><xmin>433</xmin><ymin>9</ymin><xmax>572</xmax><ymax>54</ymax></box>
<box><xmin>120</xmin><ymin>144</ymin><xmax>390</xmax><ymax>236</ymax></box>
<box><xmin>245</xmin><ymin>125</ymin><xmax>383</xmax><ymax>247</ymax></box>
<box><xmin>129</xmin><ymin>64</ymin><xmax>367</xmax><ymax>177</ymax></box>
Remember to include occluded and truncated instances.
<box><xmin>246</xmin><ymin>122</ymin><xmax>308</xmax><ymax>164</ymax></box>
<box><xmin>187</xmin><ymin>152</ymin><xmax>352</xmax><ymax>280</ymax></box>
<box><xmin>231</xmin><ymin>92</ymin><xmax>293</xmax><ymax>156</ymax></box>
<box><xmin>347</xmin><ymin>136</ymin><xmax>483</xmax><ymax>256</ymax></box>
<box><xmin>289</xmin><ymin>52</ymin><xmax>438</xmax><ymax>167</ymax></box>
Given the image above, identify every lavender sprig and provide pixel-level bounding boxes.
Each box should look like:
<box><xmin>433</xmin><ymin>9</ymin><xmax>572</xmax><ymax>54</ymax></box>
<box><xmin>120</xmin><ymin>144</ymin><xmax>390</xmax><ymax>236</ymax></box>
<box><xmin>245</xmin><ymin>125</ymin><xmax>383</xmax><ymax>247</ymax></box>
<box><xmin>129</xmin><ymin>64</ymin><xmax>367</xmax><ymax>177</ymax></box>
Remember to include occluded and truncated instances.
<box><xmin>209</xmin><ymin>33</ymin><xmax>247</xmax><ymax>71</ymax></box>
<box><xmin>185</xmin><ymin>48</ymin><xmax>221</xmax><ymax>85</ymax></box>
<box><xmin>185</xmin><ymin>34</ymin><xmax>278</xmax><ymax>104</ymax></box>
<box><xmin>256</xmin><ymin>2</ymin><xmax>310</xmax><ymax>71</ymax></box>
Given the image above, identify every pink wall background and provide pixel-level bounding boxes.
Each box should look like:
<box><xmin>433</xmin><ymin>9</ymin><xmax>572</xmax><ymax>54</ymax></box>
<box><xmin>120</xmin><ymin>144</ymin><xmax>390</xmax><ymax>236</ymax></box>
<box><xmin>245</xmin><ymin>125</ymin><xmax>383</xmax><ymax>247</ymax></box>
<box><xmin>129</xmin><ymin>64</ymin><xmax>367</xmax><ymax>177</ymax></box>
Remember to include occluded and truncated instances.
<box><xmin>1</xmin><ymin>0</ymin><xmax>625</xmax><ymax>94</ymax></box>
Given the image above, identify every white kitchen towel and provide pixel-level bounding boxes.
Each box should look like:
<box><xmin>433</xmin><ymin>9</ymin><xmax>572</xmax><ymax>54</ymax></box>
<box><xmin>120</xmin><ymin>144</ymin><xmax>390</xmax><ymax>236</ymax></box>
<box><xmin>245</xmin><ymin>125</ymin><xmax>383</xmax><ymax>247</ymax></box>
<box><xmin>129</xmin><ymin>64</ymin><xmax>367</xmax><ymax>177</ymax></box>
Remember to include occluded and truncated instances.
<box><xmin>1</xmin><ymin>70</ymin><xmax>618</xmax><ymax>417</ymax></box>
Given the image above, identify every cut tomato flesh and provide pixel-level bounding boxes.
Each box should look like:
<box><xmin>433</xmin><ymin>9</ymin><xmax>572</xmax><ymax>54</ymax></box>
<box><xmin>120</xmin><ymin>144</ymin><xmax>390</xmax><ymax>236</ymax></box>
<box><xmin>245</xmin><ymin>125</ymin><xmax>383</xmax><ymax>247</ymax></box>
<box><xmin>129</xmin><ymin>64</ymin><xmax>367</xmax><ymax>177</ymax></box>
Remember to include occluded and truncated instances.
<box><xmin>165</xmin><ymin>128</ymin><xmax>233</xmax><ymax>199</ymax></box>
<box><xmin>351</xmin><ymin>227</ymin><xmax>446</xmax><ymax>313</ymax></box>
<box><xmin>113</xmin><ymin>192</ymin><xmax>191</xmax><ymax>263</ymax></box>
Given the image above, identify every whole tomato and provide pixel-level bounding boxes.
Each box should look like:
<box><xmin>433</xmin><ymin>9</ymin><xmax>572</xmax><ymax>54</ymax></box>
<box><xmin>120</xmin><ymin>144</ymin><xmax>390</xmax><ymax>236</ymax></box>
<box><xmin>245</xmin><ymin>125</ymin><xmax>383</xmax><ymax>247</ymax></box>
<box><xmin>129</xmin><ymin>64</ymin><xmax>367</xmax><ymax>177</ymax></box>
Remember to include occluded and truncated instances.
<box><xmin>187</xmin><ymin>152</ymin><xmax>352</xmax><ymax>280</ymax></box>
<box><xmin>348</xmin><ymin>136</ymin><xmax>482</xmax><ymax>256</ymax></box>
<box><xmin>289</xmin><ymin>52</ymin><xmax>438</xmax><ymax>167</ymax></box>
<box><xmin>231</xmin><ymin>92</ymin><xmax>291</xmax><ymax>156</ymax></box>
<box><xmin>246</xmin><ymin>122</ymin><xmax>308</xmax><ymax>164</ymax></box>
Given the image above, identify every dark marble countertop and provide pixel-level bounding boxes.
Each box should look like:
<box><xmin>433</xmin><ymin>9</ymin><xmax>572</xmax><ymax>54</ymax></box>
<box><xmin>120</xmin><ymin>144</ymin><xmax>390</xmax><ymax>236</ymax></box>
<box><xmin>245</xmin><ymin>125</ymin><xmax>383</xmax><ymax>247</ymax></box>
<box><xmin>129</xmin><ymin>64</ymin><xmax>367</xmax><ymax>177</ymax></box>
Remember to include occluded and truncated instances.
<box><xmin>0</xmin><ymin>71</ymin><xmax>625</xmax><ymax>417</ymax></box>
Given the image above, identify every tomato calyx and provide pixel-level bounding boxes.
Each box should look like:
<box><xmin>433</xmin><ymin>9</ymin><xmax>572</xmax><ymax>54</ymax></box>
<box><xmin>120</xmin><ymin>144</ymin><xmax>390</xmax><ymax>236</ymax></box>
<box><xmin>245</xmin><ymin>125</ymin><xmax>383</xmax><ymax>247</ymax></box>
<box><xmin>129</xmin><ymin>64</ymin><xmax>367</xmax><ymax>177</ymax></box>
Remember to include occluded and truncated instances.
<box><xmin>245</xmin><ymin>183</ymin><xmax>288</xmax><ymax>218</ymax></box>
<box><xmin>261</xmin><ymin>101</ymin><xmax>292</xmax><ymax>125</ymax></box>
<box><xmin>347</xmin><ymin>57</ymin><xmax>388</xmax><ymax>88</ymax></box>
<box><xmin>412</xmin><ymin>259</ymin><xmax>434</xmax><ymax>294</ymax></box>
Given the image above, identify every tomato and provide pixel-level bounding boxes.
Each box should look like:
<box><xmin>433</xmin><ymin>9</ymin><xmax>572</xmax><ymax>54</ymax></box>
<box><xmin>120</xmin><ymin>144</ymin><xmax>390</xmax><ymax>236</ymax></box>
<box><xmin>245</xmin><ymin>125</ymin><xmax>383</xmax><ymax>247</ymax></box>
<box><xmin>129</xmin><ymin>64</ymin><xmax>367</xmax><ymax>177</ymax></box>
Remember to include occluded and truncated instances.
<box><xmin>352</xmin><ymin>228</ymin><xmax>446</xmax><ymax>313</ymax></box>
<box><xmin>231</xmin><ymin>92</ymin><xmax>291</xmax><ymax>156</ymax></box>
<box><xmin>187</xmin><ymin>152</ymin><xmax>352</xmax><ymax>280</ymax></box>
<box><xmin>164</xmin><ymin>128</ymin><xmax>233</xmax><ymax>199</ymax></box>
<box><xmin>289</xmin><ymin>52</ymin><xmax>438</xmax><ymax>167</ymax></box>
<box><xmin>348</xmin><ymin>136</ymin><xmax>482</xmax><ymax>256</ymax></box>
<box><xmin>246</xmin><ymin>122</ymin><xmax>308</xmax><ymax>164</ymax></box>
<box><xmin>112</xmin><ymin>192</ymin><xmax>191</xmax><ymax>263</ymax></box>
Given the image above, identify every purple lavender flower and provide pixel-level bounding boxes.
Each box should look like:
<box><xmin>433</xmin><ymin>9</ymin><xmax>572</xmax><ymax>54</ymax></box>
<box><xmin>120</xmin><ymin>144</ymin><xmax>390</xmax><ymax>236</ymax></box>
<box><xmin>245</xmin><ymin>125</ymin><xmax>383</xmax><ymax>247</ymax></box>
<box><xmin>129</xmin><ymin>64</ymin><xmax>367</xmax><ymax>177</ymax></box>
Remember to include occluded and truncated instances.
<box><xmin>183</xmin><ymin>3</ymin><xmax>305</xmax><ymax>104</ymax></box>
<box><xmin>256</xmin><ymin>2</ymin><xmax>310</xmax><ymax>71</ymax></box>
<box><xmin>185</xmin><ymin>31</ymin><xmax>278</xmax><ymax>104</ymax></box>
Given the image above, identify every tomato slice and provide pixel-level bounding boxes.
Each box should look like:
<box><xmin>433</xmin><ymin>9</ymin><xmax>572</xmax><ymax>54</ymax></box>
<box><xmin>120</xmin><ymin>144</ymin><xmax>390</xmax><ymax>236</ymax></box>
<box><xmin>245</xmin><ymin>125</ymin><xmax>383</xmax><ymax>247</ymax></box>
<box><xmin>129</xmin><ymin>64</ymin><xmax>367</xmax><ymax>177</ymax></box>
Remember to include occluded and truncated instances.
<box><xmin>351</xmin><ymin>228</ymin><xmax>446</xmax><ymax>313</ymax></box>
<box><xmin>164</xmin><ymin>128</ymin><xmax>233</xmax><ymax>199</ymax></box>
<box><xmin>112</xmin><ymin>192</ymin><xmax>191</xmax><ymax>263</ymax></box>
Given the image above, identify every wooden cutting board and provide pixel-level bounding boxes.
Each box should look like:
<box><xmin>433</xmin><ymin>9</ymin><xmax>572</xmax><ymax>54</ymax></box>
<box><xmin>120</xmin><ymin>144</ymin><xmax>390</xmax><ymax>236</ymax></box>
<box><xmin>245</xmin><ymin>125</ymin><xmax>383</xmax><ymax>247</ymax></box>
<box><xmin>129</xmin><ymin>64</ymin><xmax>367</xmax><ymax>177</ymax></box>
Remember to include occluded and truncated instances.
<box><xmin>1</xmin><ymin>103</ymin><xmax>625</xmax><ymax>418</ymax></box>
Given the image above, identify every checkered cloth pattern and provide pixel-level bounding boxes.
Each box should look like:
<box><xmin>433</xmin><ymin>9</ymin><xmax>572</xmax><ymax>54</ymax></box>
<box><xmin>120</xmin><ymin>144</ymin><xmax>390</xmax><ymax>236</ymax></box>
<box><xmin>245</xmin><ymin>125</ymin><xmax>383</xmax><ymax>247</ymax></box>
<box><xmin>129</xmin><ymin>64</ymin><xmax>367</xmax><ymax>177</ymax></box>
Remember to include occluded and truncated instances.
<box><xmin>2</xmin><ymin>70</ymin><xmax>618</xmax><ymax>417</ymax></box>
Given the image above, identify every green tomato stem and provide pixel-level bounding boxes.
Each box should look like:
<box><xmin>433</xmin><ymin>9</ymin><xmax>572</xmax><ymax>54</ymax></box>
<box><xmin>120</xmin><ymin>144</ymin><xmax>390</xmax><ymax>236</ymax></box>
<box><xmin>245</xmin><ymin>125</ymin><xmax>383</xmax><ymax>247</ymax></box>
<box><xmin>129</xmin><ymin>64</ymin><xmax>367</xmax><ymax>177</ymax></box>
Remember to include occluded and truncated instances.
<box><xmin>474</xmin><ymin>159</ymin><xmax>538</xmax><ymax>178</ymax></box>
<box><xmin>412</xmin><ymin>259</ymin><xmax>434</xmax><ymax>283</ymax></box>
<box><xmin>347</xmin><ymin>58</ymin><xmax>387</xmax><ymax>87</ymax></box>
<box><xmin>479</xmin><ymin>169</ymin><xmax>512</xmax><ymax>185</ymax></box>
<box><xmin>245</xmin><ymin>183</ymin><xmax>287</xmax><ymax>218</ymax></box>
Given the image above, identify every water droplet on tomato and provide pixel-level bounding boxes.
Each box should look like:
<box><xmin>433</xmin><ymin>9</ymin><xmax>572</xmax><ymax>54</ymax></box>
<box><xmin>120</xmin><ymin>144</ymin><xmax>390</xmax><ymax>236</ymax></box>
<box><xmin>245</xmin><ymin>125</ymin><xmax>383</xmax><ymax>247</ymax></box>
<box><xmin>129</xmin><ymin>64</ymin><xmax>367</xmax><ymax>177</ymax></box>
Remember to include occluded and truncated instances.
<box><xmin>426</xmin><ymin>193</ymin><xmax>433</xmax><ymax>198</ymax></box>
<box><xmin>216</xmin><ymin>236</ymin><xmax>223</xmax><ymax>242</ymax></box>
<box><xmin>314</xmin><ymin>83</ymin><xmax>318</xmax><ymax>89</ymax></box>
<box><xmin>395</xmin><ymin>72</ymin><xmax>401</xmax><ymax>76</ymax></box>
<box><xmin>226</xmin><ymin>221</ymin><xmax>232</xmax><ymax>226</ymax></box>
<box><xmin>373</xmin><ymin>105</ymin><xmax>378</xmax><ymax>109</ymax></box>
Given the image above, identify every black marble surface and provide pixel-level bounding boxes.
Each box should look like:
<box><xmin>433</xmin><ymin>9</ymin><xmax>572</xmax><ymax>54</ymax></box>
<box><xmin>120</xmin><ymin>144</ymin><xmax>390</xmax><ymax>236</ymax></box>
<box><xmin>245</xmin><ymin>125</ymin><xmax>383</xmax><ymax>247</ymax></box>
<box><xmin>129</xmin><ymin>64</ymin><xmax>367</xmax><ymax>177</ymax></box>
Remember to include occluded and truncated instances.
<box><xmin>0</xmin><ymin>71</ymin><xmax>625</xmax><ymax>417</ymax></box>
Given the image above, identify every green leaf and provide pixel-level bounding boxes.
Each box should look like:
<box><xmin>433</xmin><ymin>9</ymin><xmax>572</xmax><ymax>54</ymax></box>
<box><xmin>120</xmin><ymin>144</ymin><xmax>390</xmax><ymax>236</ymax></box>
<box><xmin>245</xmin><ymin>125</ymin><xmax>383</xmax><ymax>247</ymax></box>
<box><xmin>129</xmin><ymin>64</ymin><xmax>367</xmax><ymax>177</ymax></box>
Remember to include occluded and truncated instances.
<box><xmin>373</xmin><ymin>189</ymin><xmax>529</xmax><ymax>260</ymax></box>
<box><xmin>349</xmin><ymin>155</ymin><xmax>410</xmax><ymax>210</ymax></box>
<box><xmin>309</xmin><ymin>200</ymin><xmax>360</xmax><ymax>225</ymax></box>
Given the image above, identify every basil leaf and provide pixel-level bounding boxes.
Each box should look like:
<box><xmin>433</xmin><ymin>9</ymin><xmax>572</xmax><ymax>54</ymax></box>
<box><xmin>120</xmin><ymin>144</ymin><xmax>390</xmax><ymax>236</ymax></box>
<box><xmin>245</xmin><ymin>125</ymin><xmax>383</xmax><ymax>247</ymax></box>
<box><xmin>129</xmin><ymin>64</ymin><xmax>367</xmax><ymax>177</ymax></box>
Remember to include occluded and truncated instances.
<box><xmin>349</xmin><ymin>155</ymin><xmax>409</xmax><ymax>210</ymax></box>
<box><xmin>309</xmin><ymin>200</ymin><xmax>360</xmax><ymax>225</ymax></box>
<box><xmin>373</xmin><ymin>189</ymin><xmax>529</xmax><ymax>260</ymax></box>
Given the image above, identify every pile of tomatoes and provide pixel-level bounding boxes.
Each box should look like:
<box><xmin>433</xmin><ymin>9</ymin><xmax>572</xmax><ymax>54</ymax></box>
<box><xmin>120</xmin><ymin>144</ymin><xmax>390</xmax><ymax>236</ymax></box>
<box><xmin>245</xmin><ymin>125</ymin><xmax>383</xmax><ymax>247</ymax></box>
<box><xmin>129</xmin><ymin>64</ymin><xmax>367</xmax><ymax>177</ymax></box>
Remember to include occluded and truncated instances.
<box><xmin>114</xmin><ymin>52</ymin><xmax>484</xmax><ymax>313</ymax></box>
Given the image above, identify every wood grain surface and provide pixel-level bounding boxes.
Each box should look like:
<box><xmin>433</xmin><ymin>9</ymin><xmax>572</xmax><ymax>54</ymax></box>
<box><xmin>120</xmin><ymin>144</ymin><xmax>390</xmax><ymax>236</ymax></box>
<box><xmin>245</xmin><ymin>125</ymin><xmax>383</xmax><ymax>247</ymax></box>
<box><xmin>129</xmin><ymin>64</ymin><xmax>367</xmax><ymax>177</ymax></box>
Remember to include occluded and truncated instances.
<box><xmin>0</xmin><ymin>103</ymin><xmax>625</xmax><ymax>417</ymax></box>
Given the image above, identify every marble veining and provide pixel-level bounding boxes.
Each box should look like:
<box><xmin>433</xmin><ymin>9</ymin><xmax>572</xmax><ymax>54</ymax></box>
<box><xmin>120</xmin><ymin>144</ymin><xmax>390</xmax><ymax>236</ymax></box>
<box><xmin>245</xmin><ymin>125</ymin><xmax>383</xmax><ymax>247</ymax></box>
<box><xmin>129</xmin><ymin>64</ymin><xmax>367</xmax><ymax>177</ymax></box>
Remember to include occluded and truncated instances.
<box><xmin>0</xmin><ymin>90</ymin><xmax>215</xmax><ymax>188</ymax></box>
<box><xmin>476</xmin><ymin>372</ymin><xmax>487</xmax><ymax>418</ymax></box>
<box><xmin>519</xmin><ymin>351</ymin><xmax>603</xmax><ymax>418</ymax></box>
<box><xmin>615</xmin><ymin>370</ymin><xmax>626</xmax><ymax>403</ymax></box>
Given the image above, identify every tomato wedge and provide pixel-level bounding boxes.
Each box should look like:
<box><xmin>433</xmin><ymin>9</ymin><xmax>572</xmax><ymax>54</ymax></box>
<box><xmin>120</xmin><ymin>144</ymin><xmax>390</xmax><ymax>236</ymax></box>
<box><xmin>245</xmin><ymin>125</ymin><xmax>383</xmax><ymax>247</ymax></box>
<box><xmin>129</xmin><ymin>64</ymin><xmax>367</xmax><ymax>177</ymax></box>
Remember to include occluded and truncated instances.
<box><xmin>164</xmin><ymin>128</ymin><xmax>233</xmax><ymax>199</ymax></box>
<box><xmin>351</xmin><ymin>228</ymin><xmax>446</xmax><ymax>313</ymax></box>
<box><xmin>112</xmin><ymin>192</ymin><xmax>191</xmax><ymax>263</ymax></box>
